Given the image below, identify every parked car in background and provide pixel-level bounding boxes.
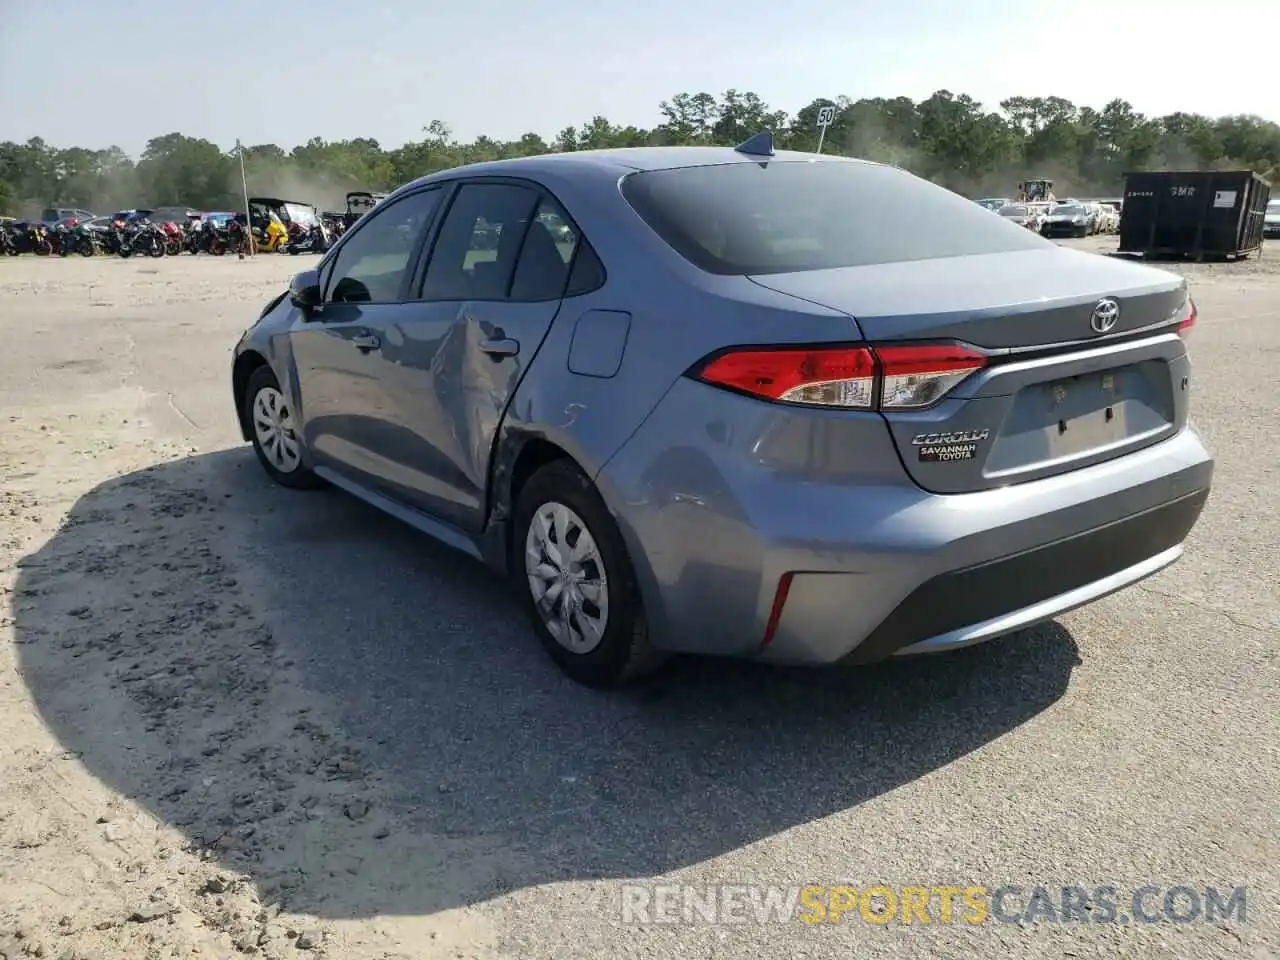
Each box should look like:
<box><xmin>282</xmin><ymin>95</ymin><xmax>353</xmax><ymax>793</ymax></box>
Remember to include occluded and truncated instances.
<box><xmin>150</xmin><ymin>206</ymin><xmax>202</xmax><ymax>224</ymax></box>
<box><xmin>41</xmin><ymin>206</ymin><xmax>96</xmax><ymax>224</ymax></box>
<box><xmin>110</xmin><ymin>209</ymin><xmax>154</xmax><ymax>224</ymax></box>
<box><xmin>997</xmin><ymin>203</ymin><xmax>1040</xmax><ymax>231</ymax></box>
<box><xmin>230</xmin><ymin>142</ymin><xmax>1212</xmax><ymax>687</ymax></box>
<box><xmin>1096</xmin><ymin>204</ymin><xmax>1121</xmax><ymax>234</ymax></box>
<box><xmin>977</xmin><ymin>198</ymin><xmax>1009</xmax><ymax>211</ymax></box>
<box><xmin>1264</xmin><ymin>199</ymin><xmax>1280</xmax><ymax>238</ymax></box>
<box><xmin>1041</xmin><ymin>202</ymin><xmax>1096</xmax><ymax>238</ymax></box>
<box><xmin>1026</xmin><ymin>202</ymin><xmax>1053</xmax><ymax>231</ymax></box>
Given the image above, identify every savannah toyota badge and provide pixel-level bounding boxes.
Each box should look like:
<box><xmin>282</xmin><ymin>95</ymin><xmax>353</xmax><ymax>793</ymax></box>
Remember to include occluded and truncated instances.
<box><xmin>913</xmin><ymin>428</ymin><xmax>990</xmax><ymax>462</ymax></box>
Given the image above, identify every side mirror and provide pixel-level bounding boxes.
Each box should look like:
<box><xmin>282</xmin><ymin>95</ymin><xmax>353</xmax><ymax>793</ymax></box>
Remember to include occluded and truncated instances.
<box><xmin>289</xmin><ymin>269</ymin><xmax>322</xmax><ymax>310</ymax></box>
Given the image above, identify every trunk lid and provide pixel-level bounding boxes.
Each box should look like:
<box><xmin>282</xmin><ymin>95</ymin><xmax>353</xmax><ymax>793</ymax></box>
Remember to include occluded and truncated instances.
<box><xmin>749</xmin><ymin>248</ymin><xmax>1192</xmax><ymax>493</ymax></box>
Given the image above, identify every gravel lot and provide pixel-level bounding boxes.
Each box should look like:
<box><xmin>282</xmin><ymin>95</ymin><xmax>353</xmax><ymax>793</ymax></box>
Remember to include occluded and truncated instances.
<box><xmin>0</xmin><ymin>237</ymin><xmax>1276</xmax><ymax>959</ymax></box>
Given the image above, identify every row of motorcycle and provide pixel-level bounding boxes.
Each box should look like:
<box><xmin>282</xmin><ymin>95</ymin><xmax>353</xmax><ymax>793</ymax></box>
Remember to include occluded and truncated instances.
<box><xmin>1</xmin><ymin>217</ymin><xmax>332</xmax><ymax>258</ymax></box>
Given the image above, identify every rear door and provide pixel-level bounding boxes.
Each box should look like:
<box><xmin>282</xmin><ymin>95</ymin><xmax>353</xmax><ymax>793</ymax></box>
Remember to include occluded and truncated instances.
<box><xmin>371</xmin><ymin>179</ymin><xmax>575</xmax><ymax>531</ymax></box>
<box><xmin>752</xmin><ymin>247</ymin><xmax>1190</xmax><ymax>493</ymax></box>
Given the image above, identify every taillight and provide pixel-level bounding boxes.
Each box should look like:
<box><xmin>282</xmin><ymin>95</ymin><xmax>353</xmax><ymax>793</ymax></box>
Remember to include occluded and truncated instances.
<box><xmin>693</xmin><ymin>343</ymin><xmax>987</xmax><ymax>411</ymax></box>
<box><xmin>876</xmin><ymin>344</ymin><xmax>988</xmax><ymax>409</ymax></box>
<box><xmin>695</xmin><ymin>346</ymin><xmax>877</xmax><ymax>408</ymax></box>
<box><xmin>1176</xmin><ymin>298</ymin><xmax>1197</xmax><ymax>339</ymax></box>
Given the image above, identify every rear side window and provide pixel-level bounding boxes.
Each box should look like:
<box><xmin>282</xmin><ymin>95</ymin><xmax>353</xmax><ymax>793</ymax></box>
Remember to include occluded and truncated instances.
<box><xmin>421</xmin><ymin>183</ymin><xmax>541</xmax><ymax>301</ymax></box>
<box><xmin>509</xmin><ymin>199</ymin><xmax>578</xmax><ymax>301</ymax></box>
<box><xmin>621</xmin><ymin>160</ymin><xmax>1049</xmax><ymax>275</ymax></box>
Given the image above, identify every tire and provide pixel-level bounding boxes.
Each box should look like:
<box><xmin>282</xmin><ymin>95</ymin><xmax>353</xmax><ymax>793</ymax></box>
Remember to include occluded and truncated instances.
<box><xmin>512</xmin><ymin>460</ymin><xmax>666</xmax><ymax>688</ymax></box>
<box><xmin>243</xmin><ymin>365</ymin><xmax>323</xmax><ymax>490</ymax></box>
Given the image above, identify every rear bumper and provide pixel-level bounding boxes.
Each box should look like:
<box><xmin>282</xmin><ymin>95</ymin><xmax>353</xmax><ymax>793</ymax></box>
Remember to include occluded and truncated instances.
<box><xmin>599</xmin><ymin>378</ymin><xmax>1214</xmax><ymax>665</ymax></box>
<box><xmin>755</xmin><ymin>430</ymin><xmax>1212</xmax><ymax>665</ymax></box>
<box><xmin>846</xmin><ymin>488</ymin><xmax>1205</xmax><ymax>663</ymax></box>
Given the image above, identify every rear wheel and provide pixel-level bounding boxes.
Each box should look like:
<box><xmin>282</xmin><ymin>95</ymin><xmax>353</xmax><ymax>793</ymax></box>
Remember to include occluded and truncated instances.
<box><xmin>513</xmin><ymin>460</ymin><xmax>665</xmax><ymax>688</ymax></box>
<box><xmin>243</xmin><ymin>366</ymin><xmax>322</xmax><ymax>489</ymax></box>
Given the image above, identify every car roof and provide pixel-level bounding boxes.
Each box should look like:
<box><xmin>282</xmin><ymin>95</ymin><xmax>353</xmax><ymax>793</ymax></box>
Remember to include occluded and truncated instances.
<box><xmin>399</xmin><ymin>146</ymin><xmax>877</xmax><ymax>193</ymax></box>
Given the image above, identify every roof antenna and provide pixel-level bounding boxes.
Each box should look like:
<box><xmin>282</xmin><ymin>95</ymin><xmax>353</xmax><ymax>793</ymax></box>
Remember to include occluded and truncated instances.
<box><xmin>734</xmin><ymin>131</ymin><xmax>775</xmax><ymax>157</ymax></box>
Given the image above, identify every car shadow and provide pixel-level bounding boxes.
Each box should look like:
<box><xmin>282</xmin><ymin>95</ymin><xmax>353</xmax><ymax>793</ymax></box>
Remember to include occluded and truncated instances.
<box><xmin>13</xmin><ymin>448</ymin><xmax>1081</xmax><ymax>920</ymax></box>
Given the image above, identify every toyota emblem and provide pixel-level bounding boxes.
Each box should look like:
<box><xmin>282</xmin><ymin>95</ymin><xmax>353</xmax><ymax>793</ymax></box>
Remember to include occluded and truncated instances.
<box><xmin>1090</xmin><ymin>298</ymin><xmax>1120</xmax><ymax>333</ymax></box>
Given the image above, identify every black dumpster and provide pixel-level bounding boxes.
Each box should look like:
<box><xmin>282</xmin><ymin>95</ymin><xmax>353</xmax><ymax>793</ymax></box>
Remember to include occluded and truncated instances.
<box><xmin>1118</xmin><ymin>170</ymin><xmax>1271</xmax><ymax>259</ymax></box>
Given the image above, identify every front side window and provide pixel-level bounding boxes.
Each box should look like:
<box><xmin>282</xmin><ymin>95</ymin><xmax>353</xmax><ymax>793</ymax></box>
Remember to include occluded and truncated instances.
<box><xmin>421</xmin><ymin>183</ymin><xmax>541</xmax><ymax>301</ymax></box>
<box><xmin>325</xmin><ymin>188</ymin><xmax>442</xmax><ymax>304</ymax></box>
<box><xmin>621</xmin><ymin>160</ymin><xmax>1049</xmax><ymax>276</ymax></box>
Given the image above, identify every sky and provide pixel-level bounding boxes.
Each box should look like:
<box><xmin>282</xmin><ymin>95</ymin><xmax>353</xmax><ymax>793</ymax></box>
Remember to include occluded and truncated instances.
<box><xmin>1</xmin><ymin>0</ymin><xmax>1276</xmax><ymax>157</ymax></box>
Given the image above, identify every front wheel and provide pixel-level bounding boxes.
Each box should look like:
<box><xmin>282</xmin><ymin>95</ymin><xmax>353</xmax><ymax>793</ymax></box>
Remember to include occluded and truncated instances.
<box><xmin>513</xmin><ymin>460</ymin><xmax>665</xmax><ymax>688</ymax></box>
<box><xmin>243</xmin><ymin>366</ymin><xmax>323</xmax><ymax>490</ymax></box>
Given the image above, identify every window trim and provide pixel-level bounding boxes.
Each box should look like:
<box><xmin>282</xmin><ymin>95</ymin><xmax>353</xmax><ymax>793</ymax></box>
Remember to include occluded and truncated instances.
<box><xmin>408</xmin><ymin>176</ymin><xmax>606</xmax><ymax>304</ymax></box>
<box><xmin>313</xmin><ymin>185</ymin><xmax>444</xmax><ymax>314</ymax></box>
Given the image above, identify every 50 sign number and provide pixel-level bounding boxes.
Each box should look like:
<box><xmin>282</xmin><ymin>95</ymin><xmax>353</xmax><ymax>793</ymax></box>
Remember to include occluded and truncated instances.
<box><xmin>815</xmin><ymin>105</ymin><xmax>836</xmax><ymax>154</ymax></box>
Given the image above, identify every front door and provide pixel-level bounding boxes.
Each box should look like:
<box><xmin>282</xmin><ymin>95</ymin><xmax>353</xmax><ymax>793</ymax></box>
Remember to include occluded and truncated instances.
<box><xmin>368</xmin><ymin>181</ymin><xmax>584</xmax><ymax>531</ymax></box>
<box><xmin>288</xmin><ymin>186</ymin><xmax>445</xmax><ymax>499</ymax></box>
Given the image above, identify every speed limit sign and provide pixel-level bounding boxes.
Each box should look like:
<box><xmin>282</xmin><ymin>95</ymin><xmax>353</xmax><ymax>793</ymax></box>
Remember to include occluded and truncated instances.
<box><xmin>816</xmin><ymin>106</ymin><xmax>836</xmax><ymax>126</ymax></box>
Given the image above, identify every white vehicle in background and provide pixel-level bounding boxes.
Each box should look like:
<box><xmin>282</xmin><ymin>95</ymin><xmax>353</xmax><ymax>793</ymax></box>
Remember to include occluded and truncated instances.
<box><xmin>1264</xmin><ymin>198</ymin><xmax>1280</xmax><ymax>239</ymax></box>
<box><xmin>1079</xmin><ymin>201</ymin><xmax>1103</xmax><ymax>234</ymax></box>
<box><xmin>1026</xmin><ymin>201</ymin><xmax>1053</xmax><ymax>232</ymax></box>
<box><xmin>977</xmin><ymin>198</ymin><xmax>1010</xmax><ymax>211</ymax></box>
<box><xmin>1097</xmin><ymin>203</ymin><xmax>1121</xmax><ymax>234</ymax></box>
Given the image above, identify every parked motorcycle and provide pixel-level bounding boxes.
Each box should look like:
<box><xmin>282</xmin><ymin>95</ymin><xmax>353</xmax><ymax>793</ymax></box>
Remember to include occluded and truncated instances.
<box><xmin>117</xmin><ymin>220</ymin><xmax>166</xmax><ymax>258</ymax></box>
<box><xmin>227</xmin><ymin>218</ymin><xmax>250</xmax><ymax>258</ymax></box>
<box><xmin>62</xmin><ymin>222</ymin><xmax>101</xmax><ymax>256</ymax></box>
<box><xmin>19</xmin><ymin>222</ymin><xmax>54</xmax><ymax>255</ymax></box>
<box><xmin>182</xmin><ymin>219</ymin><xmax>204</xmax><ymax>254</ymax></box>
<box><xmin>159</xmin><ymin>221</ymin><xmax>184</xmax><ymax>256</ymax></box>
<box><xmin>284</xmin><ymin>221</ymin><xmax>329</xmax><ymax>255</ymax></box>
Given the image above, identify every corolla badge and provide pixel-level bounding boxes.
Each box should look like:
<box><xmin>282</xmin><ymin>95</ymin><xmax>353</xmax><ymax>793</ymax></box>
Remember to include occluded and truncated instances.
<box><xmin>912</xmin><ymin>428</ymin><xmax>990</xmax><ymax>463</ymax></box>
<box><xmin>1091</xmin><ymin>298</ymin><xmax>1120</xmax><ymax>333</ymax></box>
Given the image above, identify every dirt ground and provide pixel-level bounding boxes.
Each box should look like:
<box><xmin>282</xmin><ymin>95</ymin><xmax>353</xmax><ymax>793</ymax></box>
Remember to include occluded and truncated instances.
<box><xmin>0</xmin><ymin>237</ymin><xmax>1276</xmax><ymax>960</ymax></box>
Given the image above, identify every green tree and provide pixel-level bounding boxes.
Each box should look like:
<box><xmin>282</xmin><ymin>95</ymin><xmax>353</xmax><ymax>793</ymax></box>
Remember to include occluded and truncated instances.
<box><xmin>1</xmin><ymin>90</ymin><xmax>1275</xmax><ymax>215</ymax></box>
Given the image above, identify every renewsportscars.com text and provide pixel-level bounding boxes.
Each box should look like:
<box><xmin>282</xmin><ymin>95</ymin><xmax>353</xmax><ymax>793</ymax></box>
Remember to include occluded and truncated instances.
<box><xmin>619</xmin><ymin>884</ymin><xmax>1248</xmax><ymax>926</ymax></box>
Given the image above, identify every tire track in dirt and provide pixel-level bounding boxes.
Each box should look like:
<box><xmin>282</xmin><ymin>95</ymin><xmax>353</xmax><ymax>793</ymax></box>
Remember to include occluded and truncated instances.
<box><xmin>1</xmin><ymin>403</ymin><xmax>496</xmax><ymax>959</ymax></box>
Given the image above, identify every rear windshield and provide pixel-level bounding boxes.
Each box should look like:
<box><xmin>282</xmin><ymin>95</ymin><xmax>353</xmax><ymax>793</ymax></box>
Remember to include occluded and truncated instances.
<box><xmin>620</xmin><ymin>160</ymin><xmax>1048</xmax><ymax>275</ymax></box>
<box><xmin>1055</xmin><ymin>204</ymin><xmax>1086</xmax><ymax>214</ymax></box>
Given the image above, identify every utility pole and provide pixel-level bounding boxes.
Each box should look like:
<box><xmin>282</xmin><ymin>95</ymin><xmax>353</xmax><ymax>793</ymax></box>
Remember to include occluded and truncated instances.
<box><xmin>236</xmin><ymin>139</ymin><xmax>253</xmax><ymax>258</ymax></box>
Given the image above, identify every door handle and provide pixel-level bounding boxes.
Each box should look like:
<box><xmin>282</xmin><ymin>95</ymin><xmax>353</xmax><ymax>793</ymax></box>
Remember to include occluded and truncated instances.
<box><xmin>351</xmin><ymin>332</ymin><xmax>381</xmax><ymax>352</ymax></box>
<box><xmin>479</xmin><ymin>337</ymin><xmax>519</xmax><ymax>358</ymax></box>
